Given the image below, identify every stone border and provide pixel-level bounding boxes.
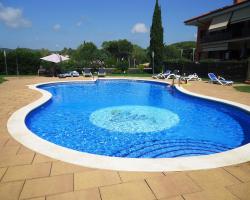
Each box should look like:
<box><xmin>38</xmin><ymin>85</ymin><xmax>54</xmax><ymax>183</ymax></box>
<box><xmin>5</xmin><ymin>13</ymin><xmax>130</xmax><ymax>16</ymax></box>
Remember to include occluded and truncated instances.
<box><xmin>7</xmin><ymin>78</ymin><xmax>250</xmax><ymax>172</ymax></box>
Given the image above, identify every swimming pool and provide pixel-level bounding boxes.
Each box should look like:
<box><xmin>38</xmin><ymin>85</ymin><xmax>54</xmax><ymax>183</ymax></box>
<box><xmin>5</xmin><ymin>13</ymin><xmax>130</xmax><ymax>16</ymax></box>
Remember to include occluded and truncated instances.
<box><xmin>24</xmin><ymin>80</ymin><xmax>250</xmax><ymax>159</ymax></box>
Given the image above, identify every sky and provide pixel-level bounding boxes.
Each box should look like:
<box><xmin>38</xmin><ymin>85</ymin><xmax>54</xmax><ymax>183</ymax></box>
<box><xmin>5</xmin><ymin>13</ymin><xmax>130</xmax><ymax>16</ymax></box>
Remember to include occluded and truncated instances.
<box><xmin>0</xmin><ymin>0</ymin><xmax>233</xmax><ymax>50</ymax></box>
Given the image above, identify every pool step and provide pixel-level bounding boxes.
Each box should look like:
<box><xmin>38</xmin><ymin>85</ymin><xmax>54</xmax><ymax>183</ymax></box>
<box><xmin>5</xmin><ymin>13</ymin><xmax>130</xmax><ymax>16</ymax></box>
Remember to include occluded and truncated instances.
<box><xmin>111</xmin><ymin>139</ymin><xmax>233</xmax><ymax>158</ymax></box>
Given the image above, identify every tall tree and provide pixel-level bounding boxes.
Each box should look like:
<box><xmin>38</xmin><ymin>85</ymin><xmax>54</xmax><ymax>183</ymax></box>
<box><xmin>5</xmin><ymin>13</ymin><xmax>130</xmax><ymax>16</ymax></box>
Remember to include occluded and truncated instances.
<box><xmin>132</xmin><ymin>45</ymin><xmax>148</xmax><ymax>66</ymax></box>
<box><xmin>117</xmin><ymin>40</ymin><xmax>133</xmax><ymax>60</ymax></box>
<box><xmin>74</xmin><ymin>42</ymin><xmax>98</xmax><ymax>66</ymax></box>
<box><xmin>150</xmin><ymin>0</ymin><xmax>164</xmax><ymax>73</ymax></box>
<box><xmin>102</xmin><ymin>40</ymin><xmax>133</xmax><ymax>61</ymax></box>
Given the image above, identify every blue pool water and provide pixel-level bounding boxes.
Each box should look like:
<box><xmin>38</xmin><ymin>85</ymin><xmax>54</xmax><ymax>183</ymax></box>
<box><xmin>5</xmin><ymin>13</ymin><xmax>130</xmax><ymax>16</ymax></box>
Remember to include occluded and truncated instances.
<box><xmin>26</xmin><ymin>80</ymin><xmax>250</xmax><ymax>158</ymax></box>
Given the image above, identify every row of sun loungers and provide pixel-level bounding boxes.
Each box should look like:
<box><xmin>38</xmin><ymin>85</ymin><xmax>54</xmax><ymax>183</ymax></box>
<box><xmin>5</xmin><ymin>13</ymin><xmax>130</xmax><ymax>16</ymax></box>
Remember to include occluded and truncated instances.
<box><xmin>152</xmin><ymin>70</ymin><xmax>201</xmax><ymax>81</ymax></box>
<box><xmin>63</xmin><ymin>68</ymin><xmax>233</xmax><ymax>85</ymax></box>
<box><xmin>82</xmin><ymin>68</ymin><xmax>106</xmax><ymax>77</ymax></box>
<box><xmin>152</xmin><ymin>70</ymin><xmax>179</xmax><ymax>79</ymax></box>
<box><xmin>153</xmin><ymin>70</ymin><xmax>233</xmax><ymax>85</ymax></box>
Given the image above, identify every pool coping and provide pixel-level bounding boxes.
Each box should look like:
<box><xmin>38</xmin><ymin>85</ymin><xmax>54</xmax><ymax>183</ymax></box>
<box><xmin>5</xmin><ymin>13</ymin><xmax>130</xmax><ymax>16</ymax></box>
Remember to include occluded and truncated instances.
<box><xmin>7</xmin><ymin>78</ymin><xmax>250</xmax><ymax>172</ymax></box>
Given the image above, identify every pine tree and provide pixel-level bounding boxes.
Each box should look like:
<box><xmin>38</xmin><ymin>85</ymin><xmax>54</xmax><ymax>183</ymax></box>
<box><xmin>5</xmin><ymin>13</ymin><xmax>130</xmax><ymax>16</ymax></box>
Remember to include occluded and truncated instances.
<box><xmin>150</xmin><ymin>0</ymin><xmax>164</xmax><ymax>73</ymax></box>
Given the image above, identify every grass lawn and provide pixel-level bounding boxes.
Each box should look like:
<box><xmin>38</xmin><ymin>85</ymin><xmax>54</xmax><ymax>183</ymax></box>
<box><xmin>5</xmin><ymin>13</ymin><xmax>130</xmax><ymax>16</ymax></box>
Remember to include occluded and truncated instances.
<box><xmin>108</xmin><ymin>73</ymin><xmax>152</xmax><ymax>77</ymax></box>
<box><xmin>0</xmin><ymin>76</ymin><xmax>7</xmax><ymax>84</ymax></box>
<box><xmin>234</xmin><ymin>85</ymin><xmax>250</xmax><ymax>93</ymax></box>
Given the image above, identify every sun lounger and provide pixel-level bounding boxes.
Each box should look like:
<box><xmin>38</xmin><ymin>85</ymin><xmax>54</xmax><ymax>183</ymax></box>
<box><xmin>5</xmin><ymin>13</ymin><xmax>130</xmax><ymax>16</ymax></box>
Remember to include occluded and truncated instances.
<box><xmin>98</xmin><ymin>68</ymin><xmax>106</xmax><ymax>77</ymax></box>
<box><xmin>182</xmin><ymin>73</ymin><xmax>201</xmax><ymax>81</ymax></box>
<box><xmin>152</xmin><ymin>70</ymin><xmax>171</xmax><ymax>79</ymax></box>
<box><xmin>208</xmin><ymin>73</ymin><xmax>233</xmax><ymax>85</ymax></box>
<box><xmin>82</xmin><ymin>68</ymin><xmax>93</xmax><ymax>77</ymax></box>
<box><xmin>58</xmin><ymin>73</ymin><xmax>66</xmax><ymax>78</ymax></box>
<box><xmin>166</xmin><ymin>69</ymin><xmax>181</xmax><ymax>79</ymax></box>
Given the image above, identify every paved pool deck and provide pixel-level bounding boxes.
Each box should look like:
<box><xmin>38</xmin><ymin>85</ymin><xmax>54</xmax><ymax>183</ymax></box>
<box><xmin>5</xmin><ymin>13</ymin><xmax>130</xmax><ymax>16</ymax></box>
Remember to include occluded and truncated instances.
<box><xmin>0</xmin><ymin>76</ymin><xmax>250</xmax><ymax>200</ymax></box>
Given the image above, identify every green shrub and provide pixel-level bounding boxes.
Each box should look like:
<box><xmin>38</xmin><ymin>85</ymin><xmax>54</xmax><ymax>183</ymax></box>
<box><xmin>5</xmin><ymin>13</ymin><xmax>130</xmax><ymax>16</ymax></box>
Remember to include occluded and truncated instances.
<box><xmin>0</xmin><ymin>76</ymin><xmax>6</xmax><ymax>84</ymax></box>
<box><xmin>117</xmin><ymin>60</ymin><xmax>128</xmax><ymax>72</ymax></box>
<box><xmin>138</xmin><ymin>64</ymin><xmax>145</xmax><ymax>72</ymax></box>
<box><xmin>164</xmin><ymin>58</ymin><xmax>192</xmax><ymax>64</ymax></box>
<box><xmin>60</xmin><ymin>59</ymin><xmax>77</xmax><ymax>71</ymax></box>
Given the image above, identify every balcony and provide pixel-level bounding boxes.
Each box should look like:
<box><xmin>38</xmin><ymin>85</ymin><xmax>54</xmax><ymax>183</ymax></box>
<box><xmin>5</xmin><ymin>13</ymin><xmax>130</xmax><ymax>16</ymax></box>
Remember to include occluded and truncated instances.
<box><xmin>200</xmin><ymin>27</ymin><xmax>250</xmax><ymax>43</ymax></box>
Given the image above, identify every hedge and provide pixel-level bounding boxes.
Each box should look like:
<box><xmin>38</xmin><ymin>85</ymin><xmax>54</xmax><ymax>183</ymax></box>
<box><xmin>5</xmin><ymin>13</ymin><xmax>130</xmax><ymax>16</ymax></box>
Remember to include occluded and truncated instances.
<box><xmin>163</xmin><ymin>59</ymin><xmax>249</xmax><ymax>81</ymax></box>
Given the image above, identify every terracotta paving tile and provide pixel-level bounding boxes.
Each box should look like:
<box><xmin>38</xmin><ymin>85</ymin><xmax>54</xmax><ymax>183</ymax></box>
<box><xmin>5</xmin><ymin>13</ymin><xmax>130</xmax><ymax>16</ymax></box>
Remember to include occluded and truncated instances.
<box><xmin>2</xmin><ymin>162</ymin><xmax>51</xmax><ymax>182</ymax></box>
<box><xmin>187</xmin><ymin>168</ymin><xmax>241</xmax><ymax>190</ymax></box>
<box><xmin>47</xmin><ymin>188</ymin><xmax>101</xmax><ymax>200</ymax></box>
<box><xmin>227</xmin><ymin>182</ymin><xmax>250</xmax><ymax>200</ymax></box>
<box><xmin>17</xmin><ymin>145</ymin><xmax>34</xmax><ymax>155</ymax></box>
<box><xmin>20</xmin><ymin>174</ymin><xmax>73</xmax><ymax>199</ymax></box>
<box><xmin>224</xmin><ymin>162</ymin><xmax>250</xmax><ymax>182</ymax></box>
<box><xmin>4</xmin><ymin>138</ymin><xmax>21</xmax><ymax>147</ymax></box>
<box><xmin>1</xmin><ymin>77</ymin><xmax>250</xmax><ymax>200</ymax></box>
<box><xmin>0</xmin><ymin>167</ymin><xmax>7</xmax><ymax>180</ymax></box>
<box><xmin>183</xmin><ymin>188</ymin><xmax>239</xmax><ymax>200</ymax></box>
<box><xmin>118</xmin><ymin>171</ymin><xmax>164</xmax><ymax>182</ymax></box>
<box><xmin>51</xmin><ymin>161</ymin><xmax>93</xmax><ymax>176</ymax></box>
<box><xmin>182</xmin><ymin>81</ymin><xmax>250</xmax><ymax>106</ymax></box>
<box><xmin>100</xmin><ymin>181</ymin><xmax>155</xmax><ymax>200</ymax></box>
<box><xmin>0</xmin><ymin>146</ymin><xmax>21</xmax><ymax>156</ymax></box>
<box><xmin>33</xmin><ymin>154</ymin><xmax>56</xmax><ymax>163</ymax></box>
<box><xmin>74</xmin><ymin>170</ymin><xmax>121</xmax><ymax>190</ymax></box>
<box><xmin>25</xmin><ymin>197</ymin><xmax>45</xmax><ymax>200</ymax></box>
<box><xmin>0</xmin><ymin>181</ymin><xmax>24</xmax><ymax>200</ymax></box>
<box><xmin>0</xmin><ymin>153</ymin><xmax>35</xmax><ymax>167</ymax></box>
<box><xmin>146</xmin><ymin>172</ymin><xmax>201</xmax><ymax>199</ymax></box>
<box><xmin>160</xmin><ymin>196</ymin><xmax>184</xmax><ymax>200</ymax></box>
<box><xmin>0</xmin><ymin>138</ymin><xmax>8</xmax><ymax>149</ymax></box>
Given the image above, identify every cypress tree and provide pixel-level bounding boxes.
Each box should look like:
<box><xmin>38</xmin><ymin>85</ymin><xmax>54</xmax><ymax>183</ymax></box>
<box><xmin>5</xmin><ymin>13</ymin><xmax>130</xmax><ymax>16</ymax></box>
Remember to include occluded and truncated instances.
<box><xmin>150</xmin><ymin>0</ymin><xmax>164</xmax><ymax>73</ymax></box>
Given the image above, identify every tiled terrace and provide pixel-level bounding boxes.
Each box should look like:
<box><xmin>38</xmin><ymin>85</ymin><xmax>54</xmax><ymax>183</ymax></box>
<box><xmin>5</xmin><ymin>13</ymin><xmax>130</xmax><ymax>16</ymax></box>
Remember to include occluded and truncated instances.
<box><xmin>0</xmin><ymin>76</ymin><xmax>250</xmax><ymax>200</ymax></box>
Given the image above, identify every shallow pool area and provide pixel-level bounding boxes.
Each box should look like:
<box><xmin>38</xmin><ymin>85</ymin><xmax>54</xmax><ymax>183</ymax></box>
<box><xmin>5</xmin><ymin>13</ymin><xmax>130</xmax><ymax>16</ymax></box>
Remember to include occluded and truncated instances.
<box><xmin>24</xmin><ymin>80</ymin><xmax>250</xmax><ymax>158</ymax></box>
<box><xmin>90</xmin><ymin>105</ymin><xmax>180</xmax><ymax>133</ymax></box>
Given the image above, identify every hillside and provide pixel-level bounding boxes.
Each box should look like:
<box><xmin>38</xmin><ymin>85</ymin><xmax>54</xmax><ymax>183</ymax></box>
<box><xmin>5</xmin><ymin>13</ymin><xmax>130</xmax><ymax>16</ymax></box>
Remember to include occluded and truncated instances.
<box><xmin>168</xmin><ymin>41</ymin><xmax>196</xmax><ymax>50</ymax></box>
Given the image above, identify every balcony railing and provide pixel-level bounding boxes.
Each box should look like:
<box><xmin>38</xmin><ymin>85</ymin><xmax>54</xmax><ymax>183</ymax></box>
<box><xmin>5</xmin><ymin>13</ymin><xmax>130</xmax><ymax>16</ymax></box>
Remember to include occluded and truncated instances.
<box><xmin>200</xmin><ymin>28</ymin><xmax>250</xmax><ymax>43</ymax></box>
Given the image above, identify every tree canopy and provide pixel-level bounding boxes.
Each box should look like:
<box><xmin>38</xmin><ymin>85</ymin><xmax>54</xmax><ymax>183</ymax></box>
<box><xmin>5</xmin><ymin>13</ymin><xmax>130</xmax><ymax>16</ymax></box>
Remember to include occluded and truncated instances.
<box><xmin>0</xmin><ymin>39</ymin><xmax>197</xmax><ymax>75</ymax></box>
<box><xmin>0</xmin><ymin>48</ymin><xmax>42</xmax><ymax>75</ymax></box>
<box><xmin>169</xmin><ymin>41</ymin><xmax>196</xmax><ymax>50</ymax></box>
<box><xmin>74</xmin><ymin>42</ymin><xmax>98</xmax><ymax>65</ymax></box>
<box><xmin>102</xmin><ymin>39</ymin><xmax>133</xmax><ymax>60</ymax></box>
<box><xmin>163</xmin><ymin>41</ymin><xmax>196</xmax><ymax>61</ymax></box>
<box><xmin>132</xmin><ymin>45</ymin><xmax>148</xmax><ymax>66</ymax></box>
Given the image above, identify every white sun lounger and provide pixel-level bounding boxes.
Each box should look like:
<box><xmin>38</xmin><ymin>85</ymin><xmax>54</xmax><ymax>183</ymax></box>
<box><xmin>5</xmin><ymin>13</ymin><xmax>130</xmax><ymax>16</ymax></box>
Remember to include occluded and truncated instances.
<box><xmin>152</xmin><ymin>70</ymin><xmax>171</xmax><ymax>79</ymax></box>
<box><xmin>166</xmin><ymin>69</ymin><xmax>181</xmax><ymax>79</ymax></box>
<box><xmin>182</xmin><ymin>73</ymin><xmax>201</xmax><ymax>81</ymax></box>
